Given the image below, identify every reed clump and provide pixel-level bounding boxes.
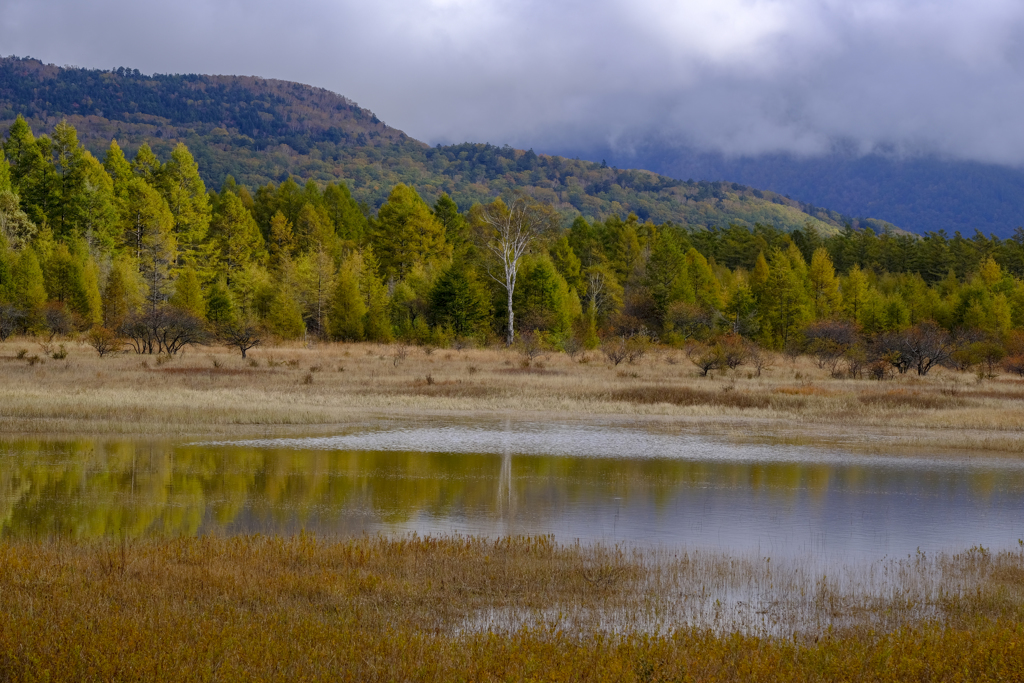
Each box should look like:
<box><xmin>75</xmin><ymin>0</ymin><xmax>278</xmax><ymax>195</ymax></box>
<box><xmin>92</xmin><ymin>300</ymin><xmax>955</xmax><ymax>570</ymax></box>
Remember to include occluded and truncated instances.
<box><xmin>610</xmin><ymin>385</ymin><xmax>805</xmax><ymax>410</ymax></box>
<box><xmin>1</xmin><ymin>535</ymin><xmax>1023</xmax><ymax>681</ymax></box>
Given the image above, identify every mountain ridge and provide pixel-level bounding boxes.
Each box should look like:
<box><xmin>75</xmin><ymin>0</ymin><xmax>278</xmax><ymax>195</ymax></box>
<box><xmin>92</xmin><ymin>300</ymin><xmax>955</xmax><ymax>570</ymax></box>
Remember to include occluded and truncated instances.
<box><xmin>554</xmin><ymin>139</ymin><xmax>1024</xmax><ymax>239</ymax></box>
<box><xmin>0</xmin><ymin>56</ymin><xmax>899</xmax><ymax>236</ymax></box>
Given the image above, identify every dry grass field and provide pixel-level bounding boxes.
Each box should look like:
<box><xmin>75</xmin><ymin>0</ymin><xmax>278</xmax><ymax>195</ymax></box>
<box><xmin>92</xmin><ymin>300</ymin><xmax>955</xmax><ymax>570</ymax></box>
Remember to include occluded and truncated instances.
<box><xmin>1</xmin><ymin>534</ymin><xmax>1023</xmax><ymax>681</ymax></box>
<box><xmin>0</xmin><ymin>336</ymin><xmax>1022</xmax><ymax>453</ymax></box>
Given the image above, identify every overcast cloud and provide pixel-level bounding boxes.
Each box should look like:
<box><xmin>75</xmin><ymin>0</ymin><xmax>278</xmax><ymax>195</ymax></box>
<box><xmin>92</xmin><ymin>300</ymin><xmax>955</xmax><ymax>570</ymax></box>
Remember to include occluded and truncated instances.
<box><xmin>2</xmin><ymin>0</ymin><xmax>1024</xmax><ymax>165</ymax></box>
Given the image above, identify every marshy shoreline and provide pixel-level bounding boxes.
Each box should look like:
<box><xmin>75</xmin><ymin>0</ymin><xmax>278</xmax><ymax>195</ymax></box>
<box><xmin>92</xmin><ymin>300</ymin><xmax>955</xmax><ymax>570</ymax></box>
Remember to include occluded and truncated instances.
<box><xmin>1</xmin><ymin>337</ymin><xmax>1022</xmax><ymax>456</ymax></box>
<box><xmin>1</xmin><ymin>534</ymin><xmax>1023</xmax><ymax>681</ymax></box>
<box><xmin>4</xmin><ymin>338</ymin><xmax>1024</xmax><ymax>679</ymax></box>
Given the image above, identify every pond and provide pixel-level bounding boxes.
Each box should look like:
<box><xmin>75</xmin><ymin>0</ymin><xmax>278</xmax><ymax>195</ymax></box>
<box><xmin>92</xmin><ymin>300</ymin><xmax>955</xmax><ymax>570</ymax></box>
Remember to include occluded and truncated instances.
<box><xmin>3</xmin><ymin>418</ymin><xmax>1023</xmax><ymax>561</ymax></box>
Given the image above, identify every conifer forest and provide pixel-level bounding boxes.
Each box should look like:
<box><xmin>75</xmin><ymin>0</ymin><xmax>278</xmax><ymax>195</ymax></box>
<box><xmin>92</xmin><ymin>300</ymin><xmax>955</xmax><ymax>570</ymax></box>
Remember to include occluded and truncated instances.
<box><xmin>1</xmin><ymin>116</ymin><xmax>1024</xmax><ymax>374</ymax></box>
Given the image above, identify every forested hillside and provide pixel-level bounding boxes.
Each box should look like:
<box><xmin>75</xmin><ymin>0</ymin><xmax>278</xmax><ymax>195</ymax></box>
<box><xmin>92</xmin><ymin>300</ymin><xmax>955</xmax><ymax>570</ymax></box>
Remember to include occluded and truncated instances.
<box><xmin>0</xmin><ymin>56</ymin><xmax>889</xmax><ymax>235</ymax></box>
<box><xmin>2</xmin><ymin>116</ymin><xmax>1024</xmax><ymax>381</ymax></box>
<box><xmin>576</xmin><ymin>140</ymin><xmax>1024</xmax><ymax>239</ymax></box>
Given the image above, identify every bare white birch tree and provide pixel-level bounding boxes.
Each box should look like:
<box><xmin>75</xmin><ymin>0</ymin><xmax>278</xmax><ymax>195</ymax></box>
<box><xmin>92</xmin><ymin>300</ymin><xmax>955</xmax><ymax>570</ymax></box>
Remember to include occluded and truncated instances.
<box><xmin>478</xmin><ymin>193</ymin><xmax>556</xmax><ymax>346</ymax></box>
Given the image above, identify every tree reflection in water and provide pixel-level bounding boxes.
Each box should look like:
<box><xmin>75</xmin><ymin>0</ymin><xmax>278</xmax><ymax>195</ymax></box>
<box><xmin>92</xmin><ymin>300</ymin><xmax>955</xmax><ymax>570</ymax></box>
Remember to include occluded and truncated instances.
<box><xmin>1</xmin><ymin>436</ymin><xmax>1023</xmax><ymax>559</ymax></box>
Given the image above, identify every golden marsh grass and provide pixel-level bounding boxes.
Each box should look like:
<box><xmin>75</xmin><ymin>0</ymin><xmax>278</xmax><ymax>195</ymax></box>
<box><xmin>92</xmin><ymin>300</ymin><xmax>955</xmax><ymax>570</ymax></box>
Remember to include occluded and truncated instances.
<box><xmin>1</xmin><ymin>534</ymin><xmax>1023</xmax><ymax>681</ymax></box>
<box><xmin>1</xmin><ymin>337</ymin><xmax>1022</xmax><ymax>454</ymax></box>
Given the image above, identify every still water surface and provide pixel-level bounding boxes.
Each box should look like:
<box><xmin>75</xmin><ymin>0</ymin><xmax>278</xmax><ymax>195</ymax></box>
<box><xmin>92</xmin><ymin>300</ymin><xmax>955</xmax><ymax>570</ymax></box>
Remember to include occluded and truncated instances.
<box><xmin>3</xmin><ymin>419</ymin><xmax>1023</xmax><ymax>560</ymax></box>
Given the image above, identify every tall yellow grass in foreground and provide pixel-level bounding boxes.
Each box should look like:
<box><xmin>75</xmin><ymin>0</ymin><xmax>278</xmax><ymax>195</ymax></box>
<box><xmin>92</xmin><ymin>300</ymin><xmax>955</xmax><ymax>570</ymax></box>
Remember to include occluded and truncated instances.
<box><xmin>1</xmin><ymin>534</ymin><xmax>1023</xmax><ymax>681</ymax></box>
<box><xmin>1</xmin><ymin>337</ymin><xmax>1023</xmax><ymax>453</ymax></box>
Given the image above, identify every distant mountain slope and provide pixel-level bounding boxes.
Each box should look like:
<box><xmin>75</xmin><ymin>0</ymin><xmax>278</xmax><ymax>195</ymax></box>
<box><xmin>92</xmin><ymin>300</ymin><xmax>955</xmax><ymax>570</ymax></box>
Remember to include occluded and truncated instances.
<box><xmin>558</xmin><ymin>141</ymin><xmax>1024</xmax><ymax>239</ymax></box>
<box><xmin>0</xmin><ymin>56</ymin><xmax>897</xmax><ymax>235</ymax></box>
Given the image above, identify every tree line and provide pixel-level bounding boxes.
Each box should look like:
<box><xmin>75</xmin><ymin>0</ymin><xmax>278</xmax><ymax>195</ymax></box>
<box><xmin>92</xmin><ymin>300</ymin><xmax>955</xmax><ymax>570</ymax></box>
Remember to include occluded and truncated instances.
<box><xmin>1</xmin><ymin>117</ymin><xmax>1024</xmax><ymax>376</ymax></box>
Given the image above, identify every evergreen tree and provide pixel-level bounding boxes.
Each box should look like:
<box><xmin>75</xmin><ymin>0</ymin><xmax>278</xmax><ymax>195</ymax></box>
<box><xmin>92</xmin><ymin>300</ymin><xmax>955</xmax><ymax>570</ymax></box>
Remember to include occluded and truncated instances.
<box><xmin>3</xmin><ymin>117</ymin><xmax>41</xmax><ymax>194</ymax></box>
<box><xmin>119</xmin><ymin>178</ymin><xmax>176</xmax><ymax>311</ymax></box>
<box><xmin>549</xmin><ymin>235</ymin><xmax>583</xmax><ymax>294</ymax></box>
<box><xmin>0</xmin><ymin>230</ymin><xmax>12</xmax><ymax>303</ymax></box>
<box><xmin>264</xmin><ymin>288</ymin><xmax>305</xmax><ymax>339</ymax></box>
<box><xmin>568</xmin><ymin>216</ymin><xmax>602</xmax><ymax>267</ymax></box>
<box><xmin>749</xmin><ymin>251</ymin><xmax>770</xmax><ymax>303</ymax></box>
<box><xmin>209</xmin><ymin>191</ymin><xmax>266</xmax><ymax>283</ymax></box>
<box><xmin>158</xmin><ymin>143</ymin><xmax>211</xmax><ymax>267</ymax></box>
<box><xmin>12</xmin><ymin>248</ymin><xmax>46</xmax><ymax>331</ymax></box>
<box><xmin>372</xmin><ymin>184</ymin><xmax>450</xmax><ymax>280</ymax></box>
<box><xmin>429</xmin><ymin>263</ymin><xmax>489</xmax><ymax>337</ymax></box>
<box><xmin>0</xmin><ymin>146</ymin><xmax>10</xmax><ymax>194</ymax></box>
<box><xmin>294</xmin><ymin>202</ymin><xmax>335</xmax><ymax>254</ymax></box>
<box><xmin>808</xmin><ymin>247</ymin><xmax>843</xmax><ymax>319</ymax></box>
<box><xmin>0</xmin><ymin>188</ymin><xmax>36</xmax><ymax>250</ymax></box>
<box><xmin>230</xmin><ymin>262</ymin><xmax>273</xmax><ymax>320</ymax></box>
<box><xmin>513</xmin><ymin>255</ymin><xmax>579</xmax><ymax>336</ymax></box>
<box><xmin>360</xmin><ymin>248</ymin><xmax>393</xmax><ymax>342</ymax></box>
<box><xmin>48</xmin><ymin>120</ymin><xmax>89</xmax><ymax>238</ymax></box>
<box><xmin>43</xmin><ymin>242</ymin><xmax>82</xmax><ymax>306</ymax></box>
<box><xmin>760</xmin><ymin>248</ymin><xmax>811</xmax><ymax>348</ymax></box>
<box><xmin>131</xmin><ymin>144</ymin><xmax>161</xmax><ymax>182</ymax></box>
<box><xmin>205</xmin><ymin>278</ymin><xmax>237</xmax><ymax>326</ymax></box>
<box><xmin>323</xmin><ymin>182</ymin><xmax>367</xmax><ymax>243</ymax></box>
<box><xmin>723</xmin><ymin>279</ymin><xmax>758</xmax><ymax>336</ymax></box>
<box><xmin>103</xmin><ymin>140</ymin><xmax>133</xmax><ymax>193</ymax></box>
<box><xmin>612</xmin><ymin>220</ymin><xmax>643</xmax><ymax>283</ymax></box>
<box><xmin>294</xmin><ymin>246</ymin><xmax>336</xmax><ymax>337</ymax></box>
<box><xmin>328</xmin><ymin>254</ymin><xmax>366</xmax><ymax>341</ymax></box>
<box><xmin>267</xmin><ymin>210</ymin><xmax>295</xmax><ymax>265</ymax></box>
<box><xmin>170</xmin><ymin>266</ymin><xmax>206</xmax><ymax>318</ymax></box>
<box><xmin>685</xmin><ymin>248</ymin><xmax>722</xmax><ymax>311</ymax></box>
<box><xmin>74</xmin><ymin>252</ymin><xmax>103</xmax><ymax>327</ymax></box>
<box><xmin>2</xmin><ymin>116</ymin><xmax>50</xmax><ymax>226</ymax></box>
<box><xmin>79</xmin><ymin>153</ymin><xmax>119</xmax><ymax>251</ymax></box>
<box><xmin>433</xmin><ymin>193</ymin><xmax>467</xmax><ymax>253</ymax></box>
<box><xmin>645</xmin><ymin>235</ymin><xmax>684</xmax><ymax>327</ymax></box>
<box><xmin>842</xmin><ymin>265</ymin><xmax>870</xmax><ymax>322</ymax></box>
<box><xmin>103</xmin><ymin>258</ymin><xmax>142</xmax><ymax>329</ymax></box>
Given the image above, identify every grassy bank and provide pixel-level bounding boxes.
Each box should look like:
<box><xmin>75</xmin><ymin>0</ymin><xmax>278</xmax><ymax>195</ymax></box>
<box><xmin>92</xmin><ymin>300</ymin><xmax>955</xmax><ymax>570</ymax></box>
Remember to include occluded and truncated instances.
<box><xmin>1</xmin><ymin>337</ymin><xmax>1023</xmax><ymax>453</ymax></box>
<box><xmin>1</xmin><ymin>534</ymin><xmax>1022</xmax><ymax>681</ymax></box>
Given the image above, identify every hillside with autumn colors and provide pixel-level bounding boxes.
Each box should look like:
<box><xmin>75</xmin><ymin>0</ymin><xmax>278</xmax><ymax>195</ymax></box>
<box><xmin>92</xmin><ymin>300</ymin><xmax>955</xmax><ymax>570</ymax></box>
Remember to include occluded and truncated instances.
<box><xmin>0</xmin><ymin>56</ymin><xmax>895</xmax><ymax>235</ymax></box>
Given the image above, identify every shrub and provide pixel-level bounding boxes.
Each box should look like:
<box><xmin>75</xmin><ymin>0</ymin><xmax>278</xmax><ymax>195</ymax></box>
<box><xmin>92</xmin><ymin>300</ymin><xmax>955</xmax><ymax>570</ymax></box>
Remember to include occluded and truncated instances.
<box><xmin>686</xmin><ymin>341</ymin><xmax>722</xmax><ymax>377</ymax></box>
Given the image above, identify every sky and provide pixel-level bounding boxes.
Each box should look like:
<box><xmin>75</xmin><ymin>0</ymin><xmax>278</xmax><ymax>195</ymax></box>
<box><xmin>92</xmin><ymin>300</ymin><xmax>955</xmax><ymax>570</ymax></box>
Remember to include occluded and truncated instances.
<box><xmin>3</xmin><ymin>0</ymin><xmax>1024</xmax><ymax>166</ymax></box>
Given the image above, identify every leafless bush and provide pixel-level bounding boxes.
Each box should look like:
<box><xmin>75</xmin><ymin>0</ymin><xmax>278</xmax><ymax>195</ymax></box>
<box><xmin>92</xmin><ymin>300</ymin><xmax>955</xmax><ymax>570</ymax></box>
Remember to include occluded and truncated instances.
<box><xmin>872</xmin><ymin>322</ymin><xmax>964</xmax><ymax>376</ymax></box>
<box><xmin>0</xmin><ymin>305</ymin><xmax>25</xmax><ymax>341</ymax></box>
<box><xmin>560</xmin><ymin>335</ymin><xmax>584</xmax><ymax>361</ymax></box>
<box><xmin>43</xmin><ymin>303</ymin><xmax>75</xmax><ymax>340</ymax></box>
<box><xmin>625</xmin><ymin>328</ymin><xmax>656</xmax><ymax>364</ymax></box>
<box><xmin>219</xmin><ymin>319</ymin><xmax>264</xmax><ymax>359</ymax></box>
<box><xmin>392</xmin><ymin>344</ymin><xmax>409</xmax><ymax>367</ymax></box>
<box><xmin>121</xmin><ymin>306</ymin><xmax>209</xmax><ymax>355</ymax></box>
<box><xmin>868</xmin><ymin>358</ymin><xmax>896</xmax><ymax>381</ymax></box>
<box><xmin>602</xmin><ymin>328</ymin><xmax>656</xmax><ymax>366</ymax></box>
<box><xmin>718</xmin><ymin>335</ymin><xmax>748</xmax><ymax>370</ymax></box>
<box><xmin>516</xmin><ymin>330</ymin><xmax>548</xmax><ymax>365</ymax></box>
<box><xmin>805</xmin><ymin>320</ymin><xmax>860</xmax><ymax>376</ymax></box>
<box><xmin>972</xmin><ymin>340</ymin><xmax>1006</xmax><ymax>378</ymax></box>
<box><xmin>665</xmin><ymin>302</ymin><xmax>717</xmax><ymax>341</ymax></box>
<box><xmin>745</xmin><ymin>342</ymin><xmax>772</xmax><ymax>377</ymax></box>
<box><xmin>686</xmin><ymin>341</ymin><xmax>723</xmax><ymax>377</ymax></box>
<box><xmin>602</xmin><ymin>336</ymin><xmax>629</xmax><ymax>366</ymax></box>
<box><xmin>1003</xmin><ymin>355</ymin><xmax>1024</xmax><ymax>377</ymax></box>
<box><xmin>843</xmin><ymin>343</ymin><xmax>868</xmax><ymax>379</ymax></box>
